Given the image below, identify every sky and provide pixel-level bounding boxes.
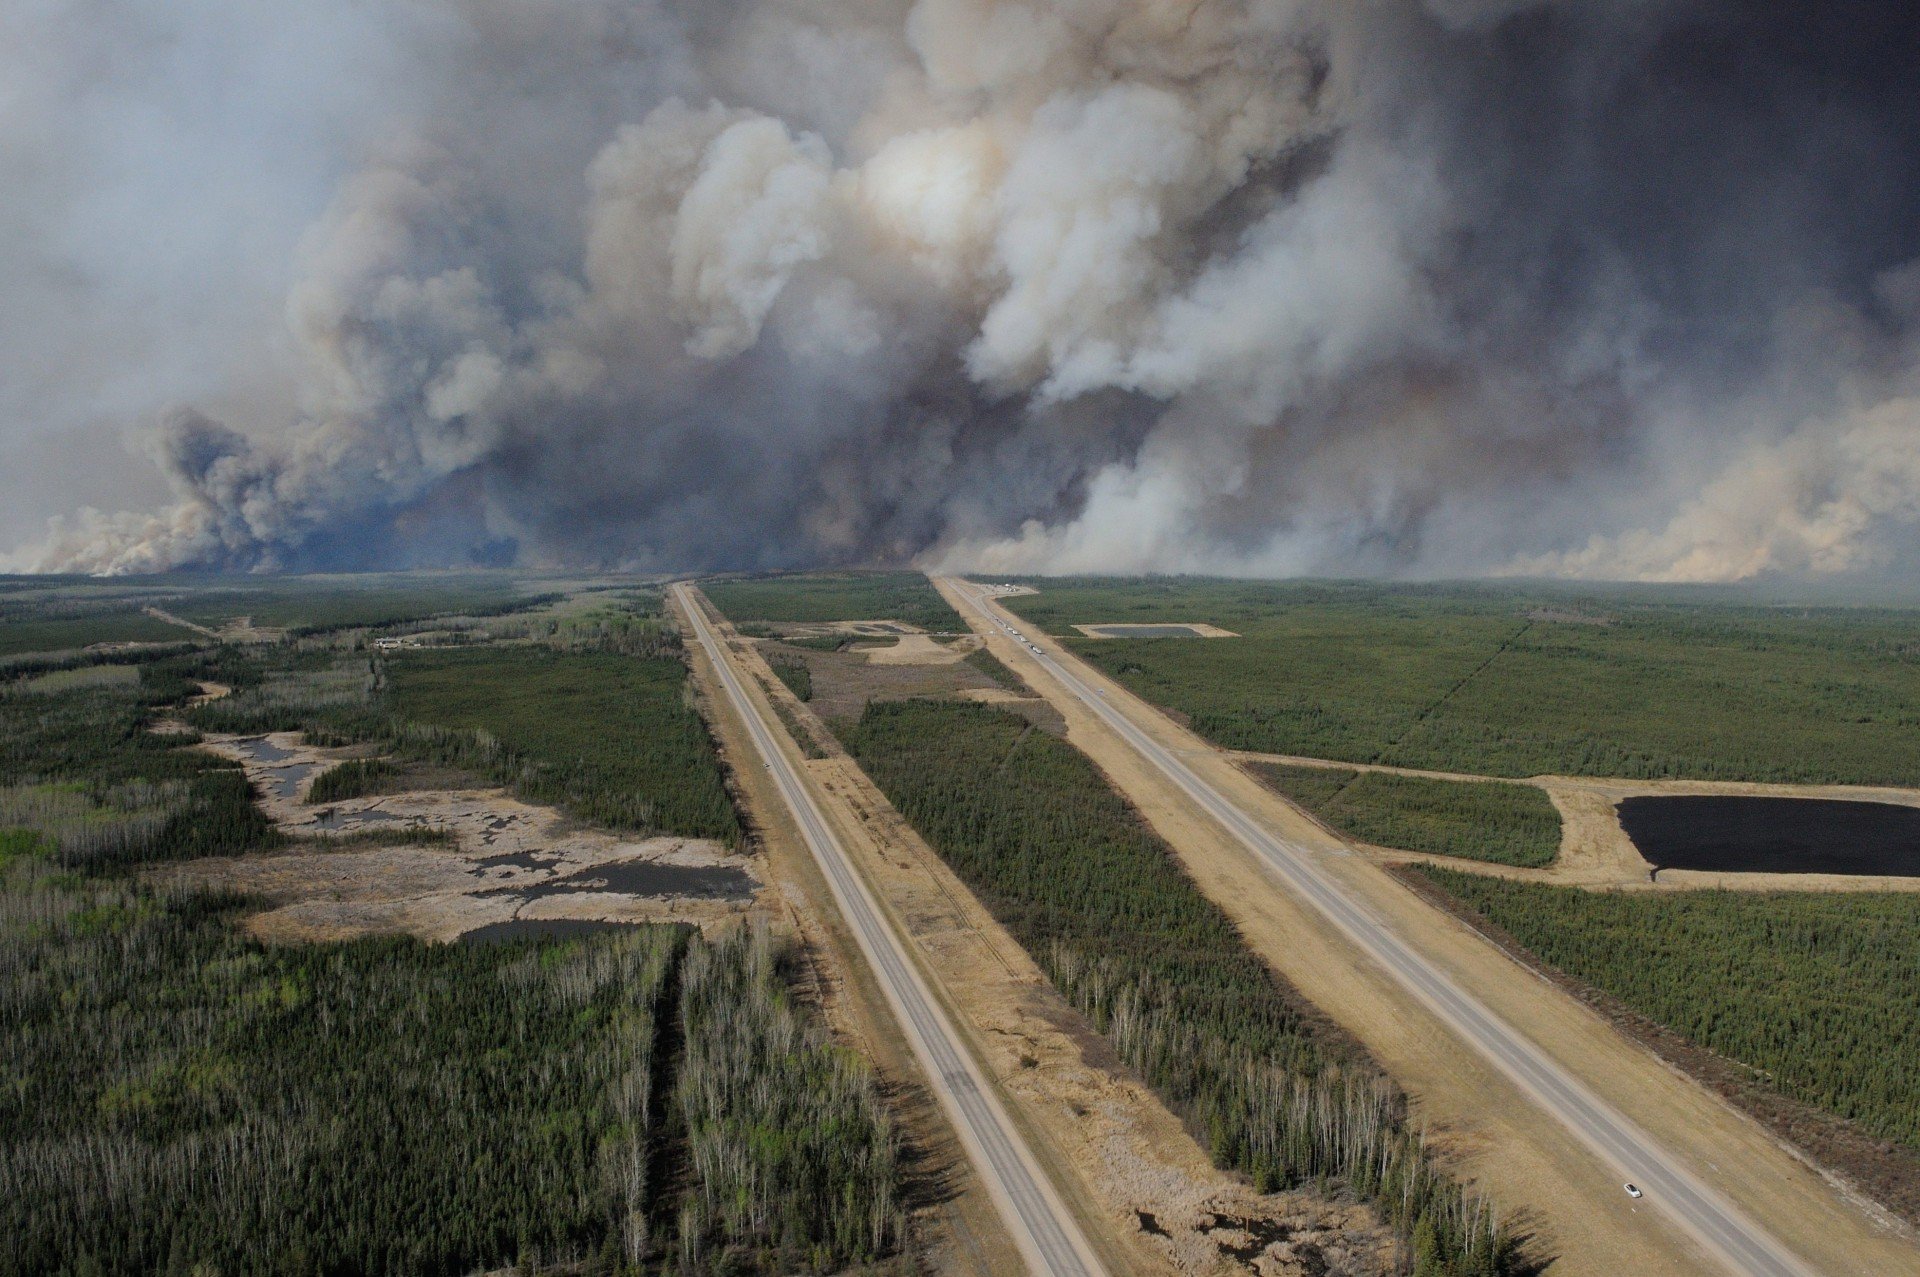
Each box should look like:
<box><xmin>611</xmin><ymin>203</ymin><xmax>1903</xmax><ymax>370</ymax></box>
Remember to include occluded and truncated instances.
<box><xmin>4</xmin><ymin>0</ymin><xmax>1920</xmax><ymax>583</ymax></box>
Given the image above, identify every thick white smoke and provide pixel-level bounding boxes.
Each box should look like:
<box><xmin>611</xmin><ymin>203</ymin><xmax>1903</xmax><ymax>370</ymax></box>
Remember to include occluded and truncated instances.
<box><xmin>6</xmin><ymin>0</ymin><xmax>1920</xmax><ymax>581</ymax></box>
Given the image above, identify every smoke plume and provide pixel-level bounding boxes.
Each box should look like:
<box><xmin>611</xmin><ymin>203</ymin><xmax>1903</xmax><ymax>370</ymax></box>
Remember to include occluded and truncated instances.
<box><xmin>6</xmin><ymin>0</ymin><xmax>1920</xmax><ymax>581</ymax></box>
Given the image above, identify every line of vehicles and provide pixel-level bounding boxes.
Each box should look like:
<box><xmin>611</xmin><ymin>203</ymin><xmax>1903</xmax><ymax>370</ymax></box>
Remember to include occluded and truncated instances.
<box><xmin>995</xmin><ymin>615</ymin><xmax>1043</xmax><ymax>655</ymax></box>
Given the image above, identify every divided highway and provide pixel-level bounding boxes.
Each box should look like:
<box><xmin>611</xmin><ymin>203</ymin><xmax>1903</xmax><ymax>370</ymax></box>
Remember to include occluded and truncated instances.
<box><xmin>674</xmin><ymin>584</ymin><xmax>1104</xmax><ymax>1277</ymax></box>
<box><xmin>942</xmin><ymin>578</ymin><xmax>1818</xmax><ymax>1277</ymax></box>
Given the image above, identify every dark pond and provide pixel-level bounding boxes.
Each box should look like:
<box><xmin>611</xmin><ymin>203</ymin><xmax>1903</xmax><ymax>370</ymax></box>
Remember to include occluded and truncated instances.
<box><xmin>313</xmin><ymin>807</ymin><xmax>406</xmax><ymax>830</ymax></box>
<box><xmin>458</xmin><ymin>918</ymin><xmax>643</xmax><ymax>946</ymax></box>
<box><xmin>265</xmin><ymin>763</ymin><xmax>318</xmax><ymax>798</ymax></box>
<box><xmin>477</xmin><ymin>858</ymin><xmax>754</xmax><ymax>902</ymax></box>
<box><xmin>232</xmin><ymin>736</ymin><xmax>295</xmax><ymax>762</ymax></box>
<box><xmin>1618</xmin><ymin>796</ymin><xmax>1920</xmax><ymax>877</ymax></box>
<box><xmin>1086</xmin><ymin>624</ymin><xmax>1207</xmax><ymax>638</ymax></box>
<box><xmin>471</xmin><ymin>850</ymin><xmax>559</xmax><ymax>873</ymax></box>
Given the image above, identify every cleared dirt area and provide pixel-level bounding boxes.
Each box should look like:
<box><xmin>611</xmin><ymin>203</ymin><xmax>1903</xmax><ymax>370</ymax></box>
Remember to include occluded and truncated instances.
<box><xmin>1234</xmin><ymin>749</ymin><xmax>1920</xmax><ymax>893</ymax></box>
<box><xmin>154</xmin><ymin>731</ymin><xmax>759</xmax><ymax>944</ymax></box>
<box><xmin>935</xmin><ymin>577</ymin><xmax>1920</xmax><ymax>1277</ymax></box>
<box><xmin>759</xmin><ymin>635</ymin><xmax>1066</xmax><ymax>735</ymax></box>
<box><xmin>710</xmin><ymin>598</ymin><xmax>1403</xmax><ymax>1276</ymax></box>
<box><xmin>863</xmin><ymin>633</ymin><xmax>979</xmax><ymax>665</ymax></box>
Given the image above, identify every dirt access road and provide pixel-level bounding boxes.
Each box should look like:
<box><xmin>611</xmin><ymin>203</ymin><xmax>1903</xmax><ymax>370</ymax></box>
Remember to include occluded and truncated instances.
<box><xmin>936</xmin><ymin>575</ymin><xmax>1920</xmax><ymax>1277</ymax></box>
<box><xmin>675</xmin><ymin>583</ymin><xmax>1105</xmax><ymax>1277</ymax></box>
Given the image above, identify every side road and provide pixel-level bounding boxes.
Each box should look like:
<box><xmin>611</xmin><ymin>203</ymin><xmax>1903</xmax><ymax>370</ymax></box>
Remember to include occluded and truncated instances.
<box><xmin>935</xmin><ymin>575</ymin><xmax>1920</xmax><ymax>1277</ymax></box>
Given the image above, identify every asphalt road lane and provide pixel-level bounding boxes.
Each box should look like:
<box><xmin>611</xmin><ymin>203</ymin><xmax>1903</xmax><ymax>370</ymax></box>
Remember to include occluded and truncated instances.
<box><xmin>944</xmin><ymin>578</ymin><xmax>1816</xmax><ymax>1277</ymax></box>
<box><xmin>676</xmin><ymin>584</ymin><xmax>1104</xmax><ymax>1277</ymax></box>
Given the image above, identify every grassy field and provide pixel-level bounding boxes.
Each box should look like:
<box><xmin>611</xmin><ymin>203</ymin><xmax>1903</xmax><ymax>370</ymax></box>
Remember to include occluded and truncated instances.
<box><xmin>383</xmin><ymin>647</ymin><xmax>741</xmax><ymax>845</ymax></box>
<box><xmin>1251</xmin><ymin>764</ymin><xmax>1562</xmax><ymax>867</ymax></box>
<box><xmin>841</xmin><ymin>698</ymin><xmax>1512</xmax><ymax>1275</ymax></box>
<box><xmin>997</xmin><ymin>578</ymin><xmax>1920</xmax><ymax>786</ymax></box>
<box><xmin>703</xmin><ymin>572</ymin><xmax>964</xmax><ymax>632</ymax></box>
<box><xmin>1417</xmin><ymin>868</ymin><xmax>1920</xmax><ymax>1152</ymax></box>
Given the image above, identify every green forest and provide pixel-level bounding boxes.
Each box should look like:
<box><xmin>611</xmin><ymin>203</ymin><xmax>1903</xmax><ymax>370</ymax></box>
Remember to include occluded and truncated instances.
<box><xmin>997</xmin><ymin>577</ymin><xmax>1920</xmax><ymax>786</ymax></box>
<box><xmin>841</xmin><ymin>698</ymin><xmax>1513</xmax><ymax>1276</ymax></box>
<box><xmin>1</xmin><ymin>656</ymin><xmax>281</xmax><ymax>871</ymax></box>
<box><xmin>768</xmin><ymin>655</ymin><xmax>814</xmax><ymax>702</ymax></box>
<box><xmin>184</xmin><ymin>644</ymin><xmax>740</xmax><ymax>846</ymax></box>
<box><xmin>702</xmin><ymin>573</ymin><xmax>963</xmax><ymax>633</ymax></box>
<box><xmin>1417</xmin><ymin>869</ymin><xmax>1920</xmax><ymax>1151</ymax></box>
<box><xmin>0</xmin><ymin>858</ymin><xmax>903</xmax><ymax>1275</ymax></box>
<box><xmin>0</xmin><ymin>608</ymin><xmax>907</xmax><ymax>1275</ymax></box>
<box><xmin>306</xmin><ymin>756</ymin><xmax>399</xmax><ymax>804</ymax></box>
<box><xmin>1251</xmin><ymin>764</ymin><xmax>1562</xmax><ymax>867</ymax></box>
<box><xmin>383</xmin><ymin>648</ymin><xmax>741</xmax><ymax>844</ymax></box>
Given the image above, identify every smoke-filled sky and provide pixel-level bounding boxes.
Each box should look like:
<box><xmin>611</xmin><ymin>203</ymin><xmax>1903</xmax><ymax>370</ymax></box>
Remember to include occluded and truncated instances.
<box><xmin>5</xmin><ymin>0</ymin><xmax>1920</xmax><ymax>581</ymax></box>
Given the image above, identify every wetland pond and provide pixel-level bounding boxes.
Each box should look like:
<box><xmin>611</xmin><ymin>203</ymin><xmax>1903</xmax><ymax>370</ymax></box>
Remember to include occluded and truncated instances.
<box><xmin>1618</xmin><ymin>796</ymin><xmax>1920</xmax><ymax>876</ymax></box>
<box><xmin>458</xmin><ymin>918</ymin><xmax>645</xmax><ymax>946</ymax></box>
<box><xmin>1083</xmin><ymin>624</ymin><xmax>1212</xmax><ymax>638</ymax></box>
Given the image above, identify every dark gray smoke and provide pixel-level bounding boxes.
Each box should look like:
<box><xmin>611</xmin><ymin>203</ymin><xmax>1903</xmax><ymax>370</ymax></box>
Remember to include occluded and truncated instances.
<box><xmin>7</xmin><ymin>0</ymin><xmax>1920</xmax><ymax>580</ymax></box>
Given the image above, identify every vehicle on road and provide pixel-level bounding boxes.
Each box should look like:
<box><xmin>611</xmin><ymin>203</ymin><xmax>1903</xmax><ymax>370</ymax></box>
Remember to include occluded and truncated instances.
<box><xmin>1626</xmin><ymin>1184</ymin><xmax>1644</xmax><ymax>1199</ymax></box>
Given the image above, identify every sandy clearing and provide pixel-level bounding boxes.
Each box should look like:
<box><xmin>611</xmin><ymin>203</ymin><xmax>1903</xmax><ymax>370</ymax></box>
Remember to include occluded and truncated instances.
<box><xmin>160</xmin><ymin>732</ymin><xmax>759</xmax><ymax>943</ymax></box>
<box><xmin>864</xmin><ymin>633</ymin><xmax>979</xmax><ymax>665</ymax></box>
<box><xmin>935</xmin><ymin>576</ymin><xmax>1920</xmax><ymax>1277</ymax></box>
<box><xmin>698</xmin><ymin>590</ymin><xmax>1402</xmax><ymax>1277</ymax></box>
